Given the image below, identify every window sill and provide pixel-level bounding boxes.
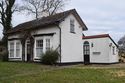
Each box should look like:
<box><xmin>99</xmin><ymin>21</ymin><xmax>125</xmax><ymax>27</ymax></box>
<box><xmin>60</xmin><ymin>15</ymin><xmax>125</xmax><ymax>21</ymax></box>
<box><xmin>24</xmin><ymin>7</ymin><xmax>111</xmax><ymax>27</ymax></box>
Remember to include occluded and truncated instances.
<box><xmin>70</xmin><ymin>32</ymin><xmax>76</xmax><ymax>34</ymax></box>
<box><xmin>34</xmin><ymin>57</ymin><xmax>41</xmax><ymax>59</ymax></box>
<box><xmin>9</xmin><ymin>57</ymin><xmax>21</xmax><ymax>59</ymax></box>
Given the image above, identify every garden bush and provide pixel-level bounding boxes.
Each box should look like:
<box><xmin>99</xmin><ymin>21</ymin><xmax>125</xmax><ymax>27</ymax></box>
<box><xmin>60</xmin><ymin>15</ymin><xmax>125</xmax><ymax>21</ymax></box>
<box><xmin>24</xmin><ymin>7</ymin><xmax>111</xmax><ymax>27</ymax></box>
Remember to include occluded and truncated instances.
<box><xmin>41</xmin><ymin>50</ymin><xmax>59</xmax><ymax>65</ymax></box>
<box><xmin>0</xmin><ymin>50</ymin><xmax>8</xmax><ymax>61</ymax></box>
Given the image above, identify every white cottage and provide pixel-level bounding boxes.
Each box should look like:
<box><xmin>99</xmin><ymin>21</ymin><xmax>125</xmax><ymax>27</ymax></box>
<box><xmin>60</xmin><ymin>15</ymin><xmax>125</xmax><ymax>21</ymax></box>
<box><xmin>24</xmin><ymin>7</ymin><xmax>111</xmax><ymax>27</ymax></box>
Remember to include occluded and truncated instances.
<box><xmin>7</xmin><ymin>9</ymin><xmax>119</xmax><ymax>64</ymax></box>
<box><xmin>83</xmin><ymin>34</ymin><xmax>119</xmax><ymax>64</ymax></box>
<box><xmin>7</xmin><ymin>9</ymin><xmax>88</xmax><ymax>63</ymax></box>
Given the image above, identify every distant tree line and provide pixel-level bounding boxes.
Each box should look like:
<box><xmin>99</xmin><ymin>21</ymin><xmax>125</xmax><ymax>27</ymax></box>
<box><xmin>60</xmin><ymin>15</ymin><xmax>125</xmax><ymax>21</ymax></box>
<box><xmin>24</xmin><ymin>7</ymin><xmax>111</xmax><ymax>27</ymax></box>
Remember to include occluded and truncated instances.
<box><xmin>118</xmin><ymin>35</ymin><xmax>125</xmax><ymax>62</ymax></box>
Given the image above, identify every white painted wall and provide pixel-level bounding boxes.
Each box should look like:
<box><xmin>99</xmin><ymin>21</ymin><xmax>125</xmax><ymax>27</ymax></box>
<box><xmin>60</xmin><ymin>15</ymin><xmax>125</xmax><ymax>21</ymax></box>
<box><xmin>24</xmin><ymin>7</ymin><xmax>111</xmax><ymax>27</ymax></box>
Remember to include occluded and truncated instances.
<box><xmin>60</xmin><ymin>14</ymin><xmax>83</xmax><ymax>63</ymax></box>
<box><xmin>31</xmin><ymin>26</ymin><xmax>60</xmax><ymax>50</ymax></box>
<box><xmin>30</xmin><ymin>26</ymin><xmax>60</xmax><ymax>61</ymax></box>
<box><xmin>108</xmin><ymin>39</ymin><xmax>119</xmax><ymax>63</ymax></box>
<box><xmin>8</xmin><ymin>12</ymin><xmax>85</xmax><ymax>63</ymax></box>
<box><xmin>8</xmin><ymin>34</ymin><xmax>20</xmax><ymax>39</ymax></box>
<box><xmin>83</xmin><ymin>37</ymin><xmax>118</xmax><ymax>63</ymax></box>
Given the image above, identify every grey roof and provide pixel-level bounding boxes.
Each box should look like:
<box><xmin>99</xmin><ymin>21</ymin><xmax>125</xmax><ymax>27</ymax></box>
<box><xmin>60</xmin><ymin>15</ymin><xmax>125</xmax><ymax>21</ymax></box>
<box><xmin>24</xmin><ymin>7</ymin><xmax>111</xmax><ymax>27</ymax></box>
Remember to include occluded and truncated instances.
<box><xmin>7</xmin><ymin>9</ymin><xmax>88</xmax><ymax>34</ymax></box>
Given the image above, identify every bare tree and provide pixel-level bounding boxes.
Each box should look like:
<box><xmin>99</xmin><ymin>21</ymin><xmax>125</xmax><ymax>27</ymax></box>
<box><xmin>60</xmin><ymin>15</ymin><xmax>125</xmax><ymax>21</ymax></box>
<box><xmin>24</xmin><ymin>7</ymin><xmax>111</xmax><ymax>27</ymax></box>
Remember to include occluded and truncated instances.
<box><xmin>0</xmin><ymin>0</ymin><xmax>17</xmax><ymax>47</ymax></box>
<box><xmin>118</xmin><ymin>35</ymin><xmax>125</xmax><ymax>62</ymax></box>
<box><xmin>118</xmin><ymin>35</ymin><xmax>125</xmax><ymax>52</ymax></box>
<box><xmin>20</xmin><ymin>0</ymin><xmax>67</xmax><ymax>19</ymax></box>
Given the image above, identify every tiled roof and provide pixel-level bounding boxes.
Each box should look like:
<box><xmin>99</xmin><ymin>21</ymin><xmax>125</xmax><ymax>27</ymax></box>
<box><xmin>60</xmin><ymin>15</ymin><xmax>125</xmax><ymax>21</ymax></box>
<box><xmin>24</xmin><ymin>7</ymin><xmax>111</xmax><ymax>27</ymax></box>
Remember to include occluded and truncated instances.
<box><xmin>83</xmin><ymin>34</ymin><xmax>118</xmax><ymax>47</ymax></box>
<box><xmin>83</xmin><ymin>34</ymin><xmax>110</xmax><ymax>39</ymax></box>
<box><xmin>7</xmin><ymin>9</ymin><xmax>88</xmax><ymax>34</ymax></box>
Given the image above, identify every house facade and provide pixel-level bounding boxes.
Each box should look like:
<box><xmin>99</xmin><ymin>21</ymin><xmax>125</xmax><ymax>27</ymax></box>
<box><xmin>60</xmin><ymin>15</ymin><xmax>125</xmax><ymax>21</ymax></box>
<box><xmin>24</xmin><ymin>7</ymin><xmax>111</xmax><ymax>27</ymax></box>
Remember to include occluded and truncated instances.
<box><xmin>7</xmin><ymin>9</ymin><xmax>119</xmax><ymax>64</ymax></box>
<box><xmin>7</xmin><ymin>9</ymin><xmax>88</xmax><ymax>63</ymax></box>
<box><xmin>83</xmin><ymin>34</ymin><xmax>119</xmax><ymax>64</ymax></box>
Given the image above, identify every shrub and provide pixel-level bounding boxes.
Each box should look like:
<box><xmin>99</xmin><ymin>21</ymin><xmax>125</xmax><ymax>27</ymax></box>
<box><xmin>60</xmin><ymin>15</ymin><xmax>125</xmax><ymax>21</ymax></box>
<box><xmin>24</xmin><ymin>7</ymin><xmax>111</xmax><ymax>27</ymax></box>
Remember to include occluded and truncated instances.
<box><xmin>0</xmin><ymin>54</ymin><xmax>2</xmax><ymax>61</ymax></box>
<box><xmin>0</xmin><ymin>50</ymin><xmax>8</xmax><ymax>61</ymax></box>
<box><xmin>119</xmin><ymin>52</ymin><xmax>125</xmax><ymax>63</ymax></box>
<box><xmin>41</xmin><ymin>50</ymin><xmax>59</xmax><ymax>65</ymax></box>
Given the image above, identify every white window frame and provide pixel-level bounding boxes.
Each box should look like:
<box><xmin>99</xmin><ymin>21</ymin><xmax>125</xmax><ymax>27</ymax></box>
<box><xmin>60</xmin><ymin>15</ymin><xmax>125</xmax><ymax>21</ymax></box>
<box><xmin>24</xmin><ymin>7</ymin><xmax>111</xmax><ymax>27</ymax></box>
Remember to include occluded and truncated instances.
<box><xmin>70</xmin><ymin>19</ymin><xmax>75</xmax><ymax>33</ymax></box>
<box><xmin>16</xmin><ymin>41</ymin><xmax>21</xmax><ymax>58</ymax></box>
<box><xmin>9</xmin><ymin>41</ymin><xmax>15</xmax><ymax>58</ymax></box>
<box><xmin>112</xmin><ymin>46</ymin><xmax>115</xmax><ymax>55</ymax></box>
<box><xmin>8</xmin><ymin>40</ymin><xmax>21</xmax><ymax>58</ymax></box>
<box><xmin>34</xmin><ymin>37</ymin><xmax>44</xmax><ymax>59</ymax></box>
<box><xmin>34</xmin><ymin>36</ymin><xmax>51</xmax><ymax>59</ymax></box>
<box><xmin>36</xmin><ymin>39</ymin><xmax>44</xmax><ymax>58</ymax></box>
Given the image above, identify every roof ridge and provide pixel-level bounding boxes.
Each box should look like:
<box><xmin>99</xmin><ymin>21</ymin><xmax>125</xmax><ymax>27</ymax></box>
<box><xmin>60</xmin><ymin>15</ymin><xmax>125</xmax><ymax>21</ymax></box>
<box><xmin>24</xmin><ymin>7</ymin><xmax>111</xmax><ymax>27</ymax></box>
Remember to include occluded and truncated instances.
<box><xmin>7</xmin><ymin>9</ymin><xmax>87</xmax><ymax>34</ymax></box>
<box><xmin>13</xmin><ymin>9</ymin><xmax>76</xmax><ymax>28</ymax></box>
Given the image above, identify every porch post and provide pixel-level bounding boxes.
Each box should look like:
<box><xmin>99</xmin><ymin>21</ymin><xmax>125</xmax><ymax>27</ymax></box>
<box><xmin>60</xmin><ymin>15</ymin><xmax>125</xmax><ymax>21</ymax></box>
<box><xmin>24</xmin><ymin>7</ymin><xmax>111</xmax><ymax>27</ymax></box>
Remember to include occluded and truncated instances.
<box><xmin>21</xmin><ymin>41</ymin><xmax>25</xmax><ymax>62</ymax></box>
<box><xmin>20</xmin><ymin>37</ymin><xmax>26</xmax><ymax>62</ymax></box>
<box><xmin>30</xmin><ymin>36</ymin><xmax>34</xmax><ymax>62</ymax></box>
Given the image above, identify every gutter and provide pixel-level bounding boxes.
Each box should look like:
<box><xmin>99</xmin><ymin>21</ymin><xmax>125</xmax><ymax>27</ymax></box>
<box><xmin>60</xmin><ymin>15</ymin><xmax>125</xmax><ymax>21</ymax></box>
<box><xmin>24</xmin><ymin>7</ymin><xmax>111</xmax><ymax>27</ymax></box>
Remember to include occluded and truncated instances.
<box><xmin>55</xmin><ymin>22</ymin><xmax>62</xmax><ymax>64</ymax></box>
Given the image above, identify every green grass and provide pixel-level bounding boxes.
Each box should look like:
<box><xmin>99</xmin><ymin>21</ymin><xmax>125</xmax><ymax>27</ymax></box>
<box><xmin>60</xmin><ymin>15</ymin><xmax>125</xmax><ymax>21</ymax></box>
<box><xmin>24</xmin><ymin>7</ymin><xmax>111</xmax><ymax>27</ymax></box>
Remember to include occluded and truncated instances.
<box><xmin>0</xmin><ymin>62</ymin><xmax>125</xmax><ymax>83</ymax></box>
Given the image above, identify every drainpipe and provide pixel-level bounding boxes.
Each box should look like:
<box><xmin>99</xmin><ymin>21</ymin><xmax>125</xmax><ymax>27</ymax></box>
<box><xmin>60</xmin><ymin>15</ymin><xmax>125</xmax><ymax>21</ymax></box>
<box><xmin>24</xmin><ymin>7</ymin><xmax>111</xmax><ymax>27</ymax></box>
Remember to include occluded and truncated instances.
<box><xmin>55</xmin><ymin>22</ymin><xmax>62</xmax><ymax>64</ymax></box>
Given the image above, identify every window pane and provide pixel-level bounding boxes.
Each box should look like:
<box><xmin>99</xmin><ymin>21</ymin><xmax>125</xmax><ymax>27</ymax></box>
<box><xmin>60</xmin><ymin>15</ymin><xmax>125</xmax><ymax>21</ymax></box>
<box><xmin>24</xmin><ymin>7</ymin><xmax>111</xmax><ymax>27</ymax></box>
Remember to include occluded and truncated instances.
<box><xmin>10</xmin><ymin>42</ymin><xmax>14</xmax><ymax>57</ymax></box>
<box><xmin>16</xmin><ymin>42</ymin><xmax>20</xmax><ymax>57</ymax></box>
<box><xmin>10</xmin><ymin>42</ymin><xmax>14</xmax><ymax>49</ymax></box>
<box><xmin>36</xmin><ymin>40</ymin><xmax>43</xmax><ymax>48</ymax></box>
<box><xmin>70</xmin><ymin>19</ymin><xmax>75</xmax><ymax>33</ymax></box>
<box><xmin>84</xmin><ymin>42</ymin><xmax>90</xmax><ymax>55</ymax></box>
<box><xmin>10</xmin><ymin>49</ymin><xmax>14</xmax><ymax>57</ymax></box>
<box><xmin>16</xmin><ymin>49</ymin><xmax>20</xmax><ymax>57</ymax></box>
<box><xmin>36</xmin><ymin>48</ymin><xmax>43</xmax><ymax>57</ymax></box>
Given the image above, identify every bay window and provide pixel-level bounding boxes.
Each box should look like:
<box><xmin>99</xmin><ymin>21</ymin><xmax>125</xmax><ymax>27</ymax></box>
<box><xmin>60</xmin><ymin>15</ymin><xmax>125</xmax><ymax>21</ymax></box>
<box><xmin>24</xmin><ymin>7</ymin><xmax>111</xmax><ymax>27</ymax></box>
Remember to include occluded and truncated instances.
<box><xmin>9</xmin><ymin>40</ymin><xmax>21</xmax><ymax>58</ymax></box>
<box><xmin>35</xmin><ymin>37</ymin><xmax>51</xmax><ymax>59</ymax></box>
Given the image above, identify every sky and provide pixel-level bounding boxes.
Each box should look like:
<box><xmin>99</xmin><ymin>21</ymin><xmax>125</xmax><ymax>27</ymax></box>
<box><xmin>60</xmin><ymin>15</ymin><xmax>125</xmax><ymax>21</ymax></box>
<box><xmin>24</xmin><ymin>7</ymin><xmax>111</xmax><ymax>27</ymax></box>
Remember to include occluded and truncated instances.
<box><xmin>0</xmin><ymin>0</ymin><xmax>125</xmax><ymax>42</ymax></box>
<box><xmin>66</xmin><ymin>0</ymin><xmax>125</xmax><ymax>42</ymax></box>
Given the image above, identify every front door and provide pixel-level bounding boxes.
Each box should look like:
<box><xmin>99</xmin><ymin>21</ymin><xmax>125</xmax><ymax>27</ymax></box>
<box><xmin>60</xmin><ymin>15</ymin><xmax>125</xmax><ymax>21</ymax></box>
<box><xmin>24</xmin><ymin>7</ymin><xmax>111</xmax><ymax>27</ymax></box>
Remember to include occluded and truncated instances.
<box><xmin>83</xmin><ymin>41</ymin><xmax>90</xmax><ymax>64</ymax></box>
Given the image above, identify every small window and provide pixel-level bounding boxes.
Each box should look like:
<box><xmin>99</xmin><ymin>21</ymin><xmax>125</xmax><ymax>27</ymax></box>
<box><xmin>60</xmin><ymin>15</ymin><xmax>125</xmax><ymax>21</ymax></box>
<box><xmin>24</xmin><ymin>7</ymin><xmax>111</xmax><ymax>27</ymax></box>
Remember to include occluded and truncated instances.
<box><xmin>93</xmin><ymin>52</ymin><xmax>101</xmax><ymax>55</ymax></box>
<box><xmin>9</xmin><ymin>42</ymin><xmax>14</xmax><ymax>57</ymax></box>
<box><xmin>70</xmin><ymin>19</ymin><xmax>75</xmax><ymax>33</ymax></box>
<box><xmin>113</xmin><ymin>46</ymin><xmax>115</xmax><ymax>55</ymax></box>
<box><xmin>36</xmin><ymin>40</ymin><xmax>43</xmax><ymax>57</ymax></box>
<box><xmin>46</xmin><ymin>39</ymin><xmax>50</xmax><ymax>51</ymax></box>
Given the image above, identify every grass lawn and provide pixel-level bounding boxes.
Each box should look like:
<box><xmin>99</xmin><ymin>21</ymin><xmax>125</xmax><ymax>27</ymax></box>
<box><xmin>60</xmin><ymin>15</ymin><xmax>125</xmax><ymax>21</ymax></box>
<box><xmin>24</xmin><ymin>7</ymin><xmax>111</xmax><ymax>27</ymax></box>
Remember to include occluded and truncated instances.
<box><xmin>0</xmin><ymin>62</ymin><xmax>125</xmax><ymax>83</ymax></box>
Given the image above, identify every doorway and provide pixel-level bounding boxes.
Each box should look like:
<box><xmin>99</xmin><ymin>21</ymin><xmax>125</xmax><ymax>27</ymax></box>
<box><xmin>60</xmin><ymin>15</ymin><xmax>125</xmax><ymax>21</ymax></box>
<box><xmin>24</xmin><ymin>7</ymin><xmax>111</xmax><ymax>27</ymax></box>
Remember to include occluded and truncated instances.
<box><xmin>83</xmin><ymin>41</ymin><xmax>90</xmax><ymax>64</ymax></box>
<box><xmin>26</xmin><ymin>40</ymin><xmax>31</xmax><ymax>62</ymax></box>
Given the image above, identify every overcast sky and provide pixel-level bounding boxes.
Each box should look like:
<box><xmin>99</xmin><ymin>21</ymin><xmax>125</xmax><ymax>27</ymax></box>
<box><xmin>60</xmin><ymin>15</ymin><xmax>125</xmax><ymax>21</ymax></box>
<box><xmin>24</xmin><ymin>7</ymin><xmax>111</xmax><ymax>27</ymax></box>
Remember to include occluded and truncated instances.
<box><xmin>0</xmin><ymin>0</ymin><xmax>125</xmax><ymax>42</ymax></box>
<box><xmin>66</xmin><ymin>0</ymin><xmax>125</xmax><ymax>42</ymax></box>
